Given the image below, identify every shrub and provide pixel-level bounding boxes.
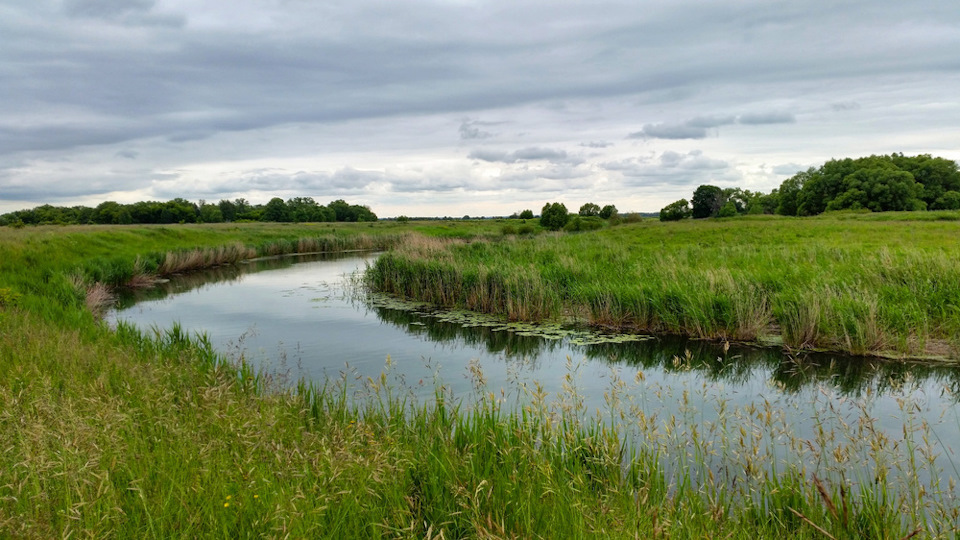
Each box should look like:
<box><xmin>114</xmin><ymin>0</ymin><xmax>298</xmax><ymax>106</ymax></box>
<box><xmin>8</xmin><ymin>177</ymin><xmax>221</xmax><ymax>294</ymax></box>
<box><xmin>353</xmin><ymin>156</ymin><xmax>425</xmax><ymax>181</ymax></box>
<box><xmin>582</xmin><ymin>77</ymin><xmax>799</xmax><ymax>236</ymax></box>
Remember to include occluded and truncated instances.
<box><xmin>660</xmin><ymin>199</ymin><xmax>692</xmax><ymax>221</ymax></box>
<box><xmin>564</xmin><ymin>216</ymin><xmax>604</xmax><ymax>232</ymax></box>
<box><xmin>540</xmin><ymin>202</ymin><xmax>570</xmax><ymax>230</ymax></box>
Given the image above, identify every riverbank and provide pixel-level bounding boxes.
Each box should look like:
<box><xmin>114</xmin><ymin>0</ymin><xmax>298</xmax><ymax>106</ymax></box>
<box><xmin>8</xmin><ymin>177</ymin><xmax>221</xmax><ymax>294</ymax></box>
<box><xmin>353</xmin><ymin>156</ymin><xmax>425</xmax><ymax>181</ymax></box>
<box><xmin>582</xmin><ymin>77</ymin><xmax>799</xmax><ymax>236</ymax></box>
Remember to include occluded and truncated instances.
<box><xmin>368</xmin><ymin>213</ymin><xmax>960</xmax><ymax>360</ymax></box>
<box><xmin>0</xmin><ymin>221</ymin><xmax>957</xmax><ymax>537</ymax></box>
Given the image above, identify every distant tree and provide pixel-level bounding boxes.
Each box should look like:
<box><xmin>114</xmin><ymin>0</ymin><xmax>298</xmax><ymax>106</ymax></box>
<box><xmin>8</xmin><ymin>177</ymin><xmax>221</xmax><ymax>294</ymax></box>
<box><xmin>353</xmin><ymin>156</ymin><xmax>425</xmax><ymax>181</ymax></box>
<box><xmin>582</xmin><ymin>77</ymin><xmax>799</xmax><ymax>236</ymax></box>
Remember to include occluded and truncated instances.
<box><xmin>824</xmin><ymin>168</ymin><xmax>924</xmax><ymax>212</ymax></box>
<box><xmin>217</xmin><ymin>199</ymin><xmax>237</xmax><ymax>222</ymax></box>
<box><xmin>717</xmin><ymin>200</ymin><xmax>738</xmax><ymax>218</ymax></box>
<box><xmin>353</xmin><ymin>205</ymin><xmax>377</xmax><ymax>222</ymax></box>
<box><xmin>329</xmin><ymin>199</ymin><xmax>354</xmax><ymax>221</ymax></box>
<box><xmin>935</xmin><ymin>191</ymin><xmax>960</xmax><ymax>210</ymax></box>
<box><xmin>722</xmin><ymin>188</ymin><xmax>750</xmax><ymax>214</ymax></box>
<box><xmin>199</xmin><ymin>202</ymin><xmax>223</xmax><ymax>223</ymax></box>
<box><xmin>92</xmin><ymin>201</ymin><xmax>124</xmax><ymax>224</ymax></box>
<box><xmin>263</xmin><ymin>197</ymin><xmax>292</xmax><ymax>222</ymax></box>
<box><xmin>659</xmin><ymin>199</ymin><xmax>692</xmax><ymax>221</ymax></box>
<box><xmin>599</xmin><ymin>204</ymin><xmax>618</xmax><ymax>219</ymax></box>
<box><xmin>776</xmin><ymin>170</ymin><xmax>809</xmax><ymax>216</ymax></box>
<box><xmin>396</xmin><ymin>215</ymin><xmax>410</xmax><ymax>224</ymax></box>
<box><xmin>161</xmin><ymin>198</ymin><xmax>199</xmax><ymax>223</ymax></box>
<box><xmin>519</xmin><ymin>209</ymin><xmax>534</xmax><ymax>220</ymax></box>
<box><xmin>539</xmin><ymin>202</ymin><xmax>569</xmax><ymax>230</ymax></box>
<box><xmin>287</xmin><ymin>197</ymin><xmax>324</xmax><ymax>222</ymax></box>
<box><xmin>691</xmin><ymin>185</ymin><xmax>724</xmax><ymax>218</ymax></box>
<box><xmin>578</xmin><ymin>202</ymin><xmax>601</xmax><ymax>217</ymax></box>
<box><xmin>891</xmin><ymin>153</ymin><xmax>960</xmax><ymax>207</ymax></box>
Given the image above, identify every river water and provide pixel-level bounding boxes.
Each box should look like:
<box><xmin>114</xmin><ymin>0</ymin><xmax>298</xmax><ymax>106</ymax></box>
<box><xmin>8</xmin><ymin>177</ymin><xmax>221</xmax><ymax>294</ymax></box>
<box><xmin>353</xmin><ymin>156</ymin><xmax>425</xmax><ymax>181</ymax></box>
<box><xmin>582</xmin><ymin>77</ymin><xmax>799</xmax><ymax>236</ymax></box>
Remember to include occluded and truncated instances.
<box><xmin>107</xmin><ymin>252</ymin><xmax>960</xmax><ymax>497</ymax></box>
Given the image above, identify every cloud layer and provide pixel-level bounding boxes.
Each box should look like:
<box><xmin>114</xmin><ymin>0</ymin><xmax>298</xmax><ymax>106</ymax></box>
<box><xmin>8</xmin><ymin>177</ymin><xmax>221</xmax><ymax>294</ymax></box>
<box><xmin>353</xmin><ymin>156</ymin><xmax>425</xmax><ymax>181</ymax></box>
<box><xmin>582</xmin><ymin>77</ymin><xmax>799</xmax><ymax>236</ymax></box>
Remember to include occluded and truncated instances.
<box><xmin>2</xmin><ymin>0</ymin><xmax>959</xmax><ymax>216</ymax></box>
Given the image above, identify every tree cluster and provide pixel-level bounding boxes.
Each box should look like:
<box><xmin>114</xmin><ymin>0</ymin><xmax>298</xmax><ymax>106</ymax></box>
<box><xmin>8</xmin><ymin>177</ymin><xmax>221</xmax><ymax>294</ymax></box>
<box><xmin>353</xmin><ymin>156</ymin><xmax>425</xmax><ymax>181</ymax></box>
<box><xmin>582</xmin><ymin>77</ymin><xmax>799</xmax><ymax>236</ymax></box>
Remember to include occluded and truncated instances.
<box><xmin>659</xmin><ymin>154</ymin><xmax>960</xmax><ymax>221</ymax></box>
<box><xmin>0</xmin><ymin>197</ymin><xmax>377</xmax><ymax>226</ymax></box>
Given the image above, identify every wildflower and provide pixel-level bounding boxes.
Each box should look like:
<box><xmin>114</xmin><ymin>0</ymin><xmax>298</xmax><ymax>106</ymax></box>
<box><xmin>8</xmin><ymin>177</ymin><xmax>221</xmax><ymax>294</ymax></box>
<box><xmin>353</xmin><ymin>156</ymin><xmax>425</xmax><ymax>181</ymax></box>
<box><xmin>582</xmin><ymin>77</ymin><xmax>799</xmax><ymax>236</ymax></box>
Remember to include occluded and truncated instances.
<box><xmin>224</xmin><ymin>502</ymin><xmax>229</xmax><ymax>508</ymax></box>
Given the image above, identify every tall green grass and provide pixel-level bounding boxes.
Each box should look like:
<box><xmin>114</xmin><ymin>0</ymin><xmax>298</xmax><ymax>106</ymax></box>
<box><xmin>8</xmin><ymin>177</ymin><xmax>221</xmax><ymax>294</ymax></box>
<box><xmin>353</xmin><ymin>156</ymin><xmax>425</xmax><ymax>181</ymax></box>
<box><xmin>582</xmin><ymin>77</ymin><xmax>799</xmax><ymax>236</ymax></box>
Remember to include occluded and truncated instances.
<box><xmin>367</xmin><ymin>214</ymin><xmax>960</xmax><ymax>358</ymax></box>
<box><xmin>1</xmin><ymin>220</ymin><xmax>959</xmax><ymax>537</ymax></box>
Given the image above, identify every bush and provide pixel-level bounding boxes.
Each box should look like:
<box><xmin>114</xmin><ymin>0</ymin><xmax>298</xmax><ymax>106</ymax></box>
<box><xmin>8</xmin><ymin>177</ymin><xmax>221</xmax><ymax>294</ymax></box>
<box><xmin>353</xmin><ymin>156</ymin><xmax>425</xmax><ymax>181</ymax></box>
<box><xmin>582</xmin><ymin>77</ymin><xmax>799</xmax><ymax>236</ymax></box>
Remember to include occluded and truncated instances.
<box><xmin>659</xmin><ymin>199</ymin><xmax>692</xmax><ymax>221</ymax></box>
<box><xmin>540</xmin><ymin>202</ymin><xmax>570</xmax><ymax>230</ymax></box>
<box><xmin>501</xmin><ymin>224</ymin><xmax>518</xmax><ymax>236</ymax></box>
<box><xmin>564</xmin><ymin>216</ymin><xmax>604</xmax><ymax>232</ymax></box>
<box><xmin>717</xmin><ymin>200</ymin><xmax>738</xmax><ymax>218</ymax></box>
<box><xmin>517</xmin><ymin>224</ymin><xmax>536</xmax><ymax>235</ymax></box>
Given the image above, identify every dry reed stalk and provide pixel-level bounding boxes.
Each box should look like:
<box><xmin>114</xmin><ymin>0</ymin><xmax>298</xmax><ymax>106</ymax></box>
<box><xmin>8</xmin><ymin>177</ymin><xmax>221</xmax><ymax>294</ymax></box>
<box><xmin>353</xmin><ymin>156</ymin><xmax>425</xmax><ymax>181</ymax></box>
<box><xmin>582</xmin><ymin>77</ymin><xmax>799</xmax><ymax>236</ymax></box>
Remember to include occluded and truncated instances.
<box><xmin>85</xmin><ymin>282</ymin><xmax>115</xmax><ymax>317</ymax></box>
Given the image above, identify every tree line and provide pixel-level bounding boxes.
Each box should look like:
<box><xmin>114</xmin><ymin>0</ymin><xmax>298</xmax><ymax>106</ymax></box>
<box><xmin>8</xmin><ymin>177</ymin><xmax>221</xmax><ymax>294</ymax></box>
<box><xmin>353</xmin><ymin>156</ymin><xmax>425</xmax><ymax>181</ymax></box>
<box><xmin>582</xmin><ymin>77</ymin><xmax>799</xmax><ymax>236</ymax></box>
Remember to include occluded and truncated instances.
<box><xmin>0</xmin><ymin>197</ymin><xmax>377</xmax><ymax>227</ymax></box>
<box><xmin>659</xmin><ymin>153</ymin><xmax>960</xmax><ymax>221</ymax></box>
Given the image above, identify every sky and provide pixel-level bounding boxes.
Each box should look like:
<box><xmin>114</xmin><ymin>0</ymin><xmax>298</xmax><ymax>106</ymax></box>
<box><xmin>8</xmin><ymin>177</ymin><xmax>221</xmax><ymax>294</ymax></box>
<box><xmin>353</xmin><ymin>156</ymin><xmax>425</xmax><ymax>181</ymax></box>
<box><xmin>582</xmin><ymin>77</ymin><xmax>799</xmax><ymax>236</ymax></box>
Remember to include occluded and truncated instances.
<box><xmin>2</xmin><ymin>0</ymin><xmax>959</xmax><ymax>218</ymax></box>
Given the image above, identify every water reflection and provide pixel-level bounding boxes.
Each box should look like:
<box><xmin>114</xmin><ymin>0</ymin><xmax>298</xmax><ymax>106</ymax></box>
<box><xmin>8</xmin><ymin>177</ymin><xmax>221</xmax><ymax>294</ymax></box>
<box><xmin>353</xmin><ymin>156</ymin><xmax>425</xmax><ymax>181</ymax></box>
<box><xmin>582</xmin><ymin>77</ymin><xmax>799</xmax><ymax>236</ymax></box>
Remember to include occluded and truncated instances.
<box><xmin>112</xmin><ymin>252</ymin><xmax>960</xmax><ymax>401</ymax></box>
<box><xmin>366</xmin><ymin>300</ymin><xmax>960</xmax><ymax>400</ymax></box>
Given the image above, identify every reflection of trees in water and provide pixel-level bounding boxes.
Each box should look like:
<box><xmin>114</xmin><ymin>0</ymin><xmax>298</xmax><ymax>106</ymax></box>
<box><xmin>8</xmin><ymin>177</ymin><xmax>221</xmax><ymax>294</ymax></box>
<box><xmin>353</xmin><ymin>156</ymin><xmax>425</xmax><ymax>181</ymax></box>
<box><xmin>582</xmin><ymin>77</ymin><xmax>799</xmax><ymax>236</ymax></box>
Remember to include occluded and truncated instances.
<box><xmin>370</xmin><ymin>305</ymin><xmax>560</xmax><ymax>365</ymax></box>
<box><xmin>114</xmin><ymin>252</ymin><xmax>358</xmax><ymax>309</ymax></box>
<box><xmin>374</xmin><ymin>304</ymin><xmax>960</xmax><ymax>398</ymax></box>
<box><xmin>115</xmin><ymin>253</ymin><xmax>960</xmax><ymax>400</ymax></box>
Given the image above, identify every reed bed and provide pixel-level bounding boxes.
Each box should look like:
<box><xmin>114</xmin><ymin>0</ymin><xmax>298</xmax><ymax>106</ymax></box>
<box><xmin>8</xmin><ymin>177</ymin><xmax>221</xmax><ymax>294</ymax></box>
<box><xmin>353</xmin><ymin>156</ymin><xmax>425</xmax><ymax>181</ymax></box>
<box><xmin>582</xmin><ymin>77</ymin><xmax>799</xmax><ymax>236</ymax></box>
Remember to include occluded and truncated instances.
<box><xmin>367</xmin><ymin>216</ymin><xmax>960</xmax><ymax>358</ymax></box>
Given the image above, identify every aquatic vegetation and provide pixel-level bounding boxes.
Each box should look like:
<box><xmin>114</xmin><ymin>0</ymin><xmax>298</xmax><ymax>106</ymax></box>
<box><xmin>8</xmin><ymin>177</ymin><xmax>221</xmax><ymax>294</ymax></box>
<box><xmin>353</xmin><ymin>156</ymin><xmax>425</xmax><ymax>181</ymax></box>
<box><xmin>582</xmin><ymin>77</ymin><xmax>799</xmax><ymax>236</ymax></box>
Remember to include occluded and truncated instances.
<box><xmin>367</xmin><ymin>214</ymin><xmax>960</xmax><ymax>359</ymax></box>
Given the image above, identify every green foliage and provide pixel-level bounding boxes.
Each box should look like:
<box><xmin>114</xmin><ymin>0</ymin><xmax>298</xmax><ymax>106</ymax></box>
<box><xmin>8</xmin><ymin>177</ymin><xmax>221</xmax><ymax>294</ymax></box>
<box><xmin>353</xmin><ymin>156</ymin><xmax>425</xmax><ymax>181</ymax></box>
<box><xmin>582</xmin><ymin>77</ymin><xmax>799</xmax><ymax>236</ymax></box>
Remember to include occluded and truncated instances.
<box><xmin>539</xmin><ymin>202</ymin><xmax>570</xmax><ymax>230</ymax></box>
<box><xmin>691</xmin><ymin>185</ymin><xmax>724</xmax><ymax>218</ymax></box>
<box><xmin>2</xmin><ymin>197</ymin><xmax>375</xmax><ymax>226</ymax></box>
<box><xmin>599</xmin><ymin>204</ymin><xmax>618</xmax><ymax>219</ymax></box>
<box><xmin>396</xmin><ymin>215</ymin><xmax>410</xmax><ymax>224</ymax></box>
<box><xmin>517</xmin><ymin>223</ymin><xmax>536</xmax><ymax>235</ymax></box>
<box><xmin>564</xmin><ymin>216</ymin><xmax>604</xmax><ymax>232</ymax></box>
<box><xmin>578</xmin><ymin>202</ymin><xmax>601</xmax><ymax>217</ymax></box>
<box><xmin>518</xmin><ymin>209</ymin><xmax>534</xmax><ymax>220</ymax></box>
<box><xmin>775</xmin><ymin>154</ymin><xmax>954</xmax><ymax>217</ymax></box>
<box><xmin>717</xmin><ymin>200</ymin><xmax>738</xmax><ymax>218</ymax></box>
<box><xmin>0</xmin><ymin>287</ymin><xmax>21</xmax><ymax>308</ymax></box>
<box><xmin>659</xmin><ymin>199</ymin><xmax>692</xmax><ymax>221</ymax></box>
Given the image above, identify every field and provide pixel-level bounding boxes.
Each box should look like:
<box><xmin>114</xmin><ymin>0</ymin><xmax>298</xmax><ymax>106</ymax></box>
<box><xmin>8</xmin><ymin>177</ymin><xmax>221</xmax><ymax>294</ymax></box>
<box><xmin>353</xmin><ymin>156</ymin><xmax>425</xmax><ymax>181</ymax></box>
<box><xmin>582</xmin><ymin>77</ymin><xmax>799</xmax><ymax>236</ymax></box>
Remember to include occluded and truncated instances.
<box><xmin>369</xmin><ymin>213</ymin><xmax>960</xmax><ymax>359</ymax></box>
<box><xmin>1</xmin><ymin>217</ymin><xmax>959</xmax><ymax>537</ymax></box>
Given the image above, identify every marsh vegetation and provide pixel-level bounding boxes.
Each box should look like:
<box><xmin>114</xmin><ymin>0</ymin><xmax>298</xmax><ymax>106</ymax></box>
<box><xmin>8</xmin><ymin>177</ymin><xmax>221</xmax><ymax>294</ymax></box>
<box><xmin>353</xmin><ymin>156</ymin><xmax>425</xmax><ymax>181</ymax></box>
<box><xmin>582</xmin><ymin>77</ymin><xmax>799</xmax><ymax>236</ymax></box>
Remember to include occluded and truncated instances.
<box><xmin>3</xmin><ymin>217</ymin><xmax>960</xmax><ymax>537</ymax></box>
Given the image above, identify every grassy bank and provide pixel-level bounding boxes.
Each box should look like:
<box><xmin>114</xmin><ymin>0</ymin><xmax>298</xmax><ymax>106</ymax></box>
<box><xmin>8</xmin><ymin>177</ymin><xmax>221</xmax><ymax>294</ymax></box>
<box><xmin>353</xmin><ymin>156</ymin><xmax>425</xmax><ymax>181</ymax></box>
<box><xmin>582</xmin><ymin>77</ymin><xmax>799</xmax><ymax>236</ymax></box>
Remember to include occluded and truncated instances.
<box><xmin>1</xmin><ymin>222</ymin><xmax>958</xmax><ymax>537</ymax></box>
<box><xmin>368</xmin><ymin>213</ymin><xmax>960</xmax><ymax>359</ymax></box>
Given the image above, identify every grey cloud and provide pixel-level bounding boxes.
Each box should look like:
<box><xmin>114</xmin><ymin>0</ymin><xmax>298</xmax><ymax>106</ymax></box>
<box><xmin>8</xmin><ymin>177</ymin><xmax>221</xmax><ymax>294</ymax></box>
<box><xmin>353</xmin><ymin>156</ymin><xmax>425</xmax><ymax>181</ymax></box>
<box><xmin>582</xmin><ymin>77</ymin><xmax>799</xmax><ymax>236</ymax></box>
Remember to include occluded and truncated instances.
<box><xmin>115</xmin><ymin>150</ymin><xmax>139</xmax><ymax>159</ymax></box>
<box><xmin>629</xmin><ymin>123</ymin><xmax>708</xmax><ymax>140</ymax></box>
<box><xmin>468</xmin><ymin>147</ymin><xmax>573</xmax><ymax>164</ymax></box>
<box><xmin>601</xmin><ymin>150</ymin><xmax>732</xmax><ymax>187</ymax></box>
<box><xmin>831</xmin><ymin>101</ymin><xmax>862</xmax><ymax>111</ymax></box>
<box><xmin>63</xmin><ymin>0</ymin><xmax>185</xmax><ymax>27</ymax></box>
<box><xmin>686</xmin><ymin>115</ymin><xmax>737</xmax><ymax>128</ymax></box>
<box><xmin>738</xmin><ymin>112</ymin><xmax>796</xmax><ymax>125</ymax></box>
<box><xmin>630</xmin><ymin>111</ymin><xmax>796</xmax><ymax>140</ymax></box>
<box><xmin>580</xmin><ymin>141</ymin><xmax>613</xmax><ymax>148</ymax></box>
<box><xmin>459</xmin><ymin>120</ymin><xmax>500</xmax><ymax>140</ymax></box>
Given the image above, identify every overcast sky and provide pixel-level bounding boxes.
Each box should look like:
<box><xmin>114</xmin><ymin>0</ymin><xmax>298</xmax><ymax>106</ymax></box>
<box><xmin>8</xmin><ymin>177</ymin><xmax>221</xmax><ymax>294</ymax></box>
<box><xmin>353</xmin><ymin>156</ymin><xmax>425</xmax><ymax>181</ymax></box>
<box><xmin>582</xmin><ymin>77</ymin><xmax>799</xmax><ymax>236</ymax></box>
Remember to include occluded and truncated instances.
<box><xmin>2</xmin><ymin>0</ymin><xmax>958</xmax><ymax>217</ymax></box>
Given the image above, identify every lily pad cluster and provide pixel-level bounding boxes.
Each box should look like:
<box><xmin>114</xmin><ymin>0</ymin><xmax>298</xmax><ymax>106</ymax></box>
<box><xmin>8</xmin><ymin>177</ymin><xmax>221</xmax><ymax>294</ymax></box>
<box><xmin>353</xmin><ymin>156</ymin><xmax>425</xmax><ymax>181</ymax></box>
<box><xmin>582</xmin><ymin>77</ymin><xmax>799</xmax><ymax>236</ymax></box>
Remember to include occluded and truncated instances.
<box><xmin>361</xmin><ymin>292</ymin><xmax>653</xmax><ymax>347</ymax></box>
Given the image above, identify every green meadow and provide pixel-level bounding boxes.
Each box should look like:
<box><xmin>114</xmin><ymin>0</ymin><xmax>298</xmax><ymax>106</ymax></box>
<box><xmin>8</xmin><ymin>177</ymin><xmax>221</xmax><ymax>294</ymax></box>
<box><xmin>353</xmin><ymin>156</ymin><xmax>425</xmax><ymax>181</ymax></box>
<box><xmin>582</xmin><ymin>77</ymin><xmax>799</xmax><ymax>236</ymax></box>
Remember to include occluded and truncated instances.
<box><xmin>1</xmin><ymin>217</ymin><xmax>959</xmax><ymax>537</ymax></box>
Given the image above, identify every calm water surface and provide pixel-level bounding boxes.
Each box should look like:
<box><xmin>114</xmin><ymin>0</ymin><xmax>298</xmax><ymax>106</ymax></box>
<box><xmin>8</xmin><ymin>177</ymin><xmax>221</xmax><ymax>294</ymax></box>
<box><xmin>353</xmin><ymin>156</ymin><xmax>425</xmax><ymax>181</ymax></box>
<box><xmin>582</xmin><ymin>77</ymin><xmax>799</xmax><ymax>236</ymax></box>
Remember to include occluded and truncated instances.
<box><xmin>108</xmin><ymin>253</ymin><xmax>960</xmax><ymax>483</ymax></box>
